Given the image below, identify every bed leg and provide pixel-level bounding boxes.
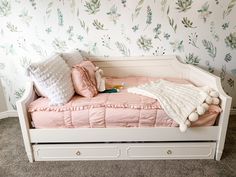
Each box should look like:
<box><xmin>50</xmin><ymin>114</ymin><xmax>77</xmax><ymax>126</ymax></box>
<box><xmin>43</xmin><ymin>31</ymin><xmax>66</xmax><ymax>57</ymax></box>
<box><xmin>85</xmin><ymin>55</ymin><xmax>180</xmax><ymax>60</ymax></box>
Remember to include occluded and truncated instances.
<box><xmin>215</xmin><ymin>96</ymin><xmax>231</xmax><ymax>161</ymax></box>
<box><xmin>27</xmin><ymin>152</ymin><xmax>34</xmax><ymax>163</ymax></box>
<box><xmin>215</xmin><ymin>150</ymin><xmax>222</xmax><ymax>161</ymax></box>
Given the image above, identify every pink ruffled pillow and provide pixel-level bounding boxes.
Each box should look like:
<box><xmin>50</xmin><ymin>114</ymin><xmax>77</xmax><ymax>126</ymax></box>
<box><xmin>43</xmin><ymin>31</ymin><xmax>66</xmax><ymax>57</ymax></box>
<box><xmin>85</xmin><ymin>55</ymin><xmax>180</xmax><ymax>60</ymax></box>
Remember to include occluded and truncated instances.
<box><xmin>72</xmin><ymin>61</ymin><xmax>98</xmax><ymax>98</ymax></box>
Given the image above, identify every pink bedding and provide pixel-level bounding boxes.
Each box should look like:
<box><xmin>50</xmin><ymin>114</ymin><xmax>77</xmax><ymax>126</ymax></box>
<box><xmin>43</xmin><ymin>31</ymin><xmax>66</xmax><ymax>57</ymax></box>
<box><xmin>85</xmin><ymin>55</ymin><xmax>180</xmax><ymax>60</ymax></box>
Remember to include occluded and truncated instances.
<box><xmin>28</xmin><ymin>77</ymin><xmax>221</xmax><ymax>128</ymax></box>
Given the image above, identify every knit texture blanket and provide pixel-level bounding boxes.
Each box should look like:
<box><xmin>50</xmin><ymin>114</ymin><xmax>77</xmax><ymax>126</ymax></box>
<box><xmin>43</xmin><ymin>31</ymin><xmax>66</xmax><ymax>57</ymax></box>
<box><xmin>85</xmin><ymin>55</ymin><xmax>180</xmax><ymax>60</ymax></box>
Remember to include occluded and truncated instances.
<box><xmin>127</xmin><ymin>80</ymin><xmax>208</xmax><ymax>130</ymax></box>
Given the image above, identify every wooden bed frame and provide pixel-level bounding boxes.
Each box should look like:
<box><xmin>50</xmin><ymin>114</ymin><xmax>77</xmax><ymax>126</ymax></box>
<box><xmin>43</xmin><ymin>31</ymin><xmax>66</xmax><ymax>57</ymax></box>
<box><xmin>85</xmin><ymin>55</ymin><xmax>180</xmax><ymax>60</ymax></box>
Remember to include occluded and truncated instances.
<box><xmin>16</xmin><ymin>55</ymin><xmax>232</xmax><ymax>162</ymax></box>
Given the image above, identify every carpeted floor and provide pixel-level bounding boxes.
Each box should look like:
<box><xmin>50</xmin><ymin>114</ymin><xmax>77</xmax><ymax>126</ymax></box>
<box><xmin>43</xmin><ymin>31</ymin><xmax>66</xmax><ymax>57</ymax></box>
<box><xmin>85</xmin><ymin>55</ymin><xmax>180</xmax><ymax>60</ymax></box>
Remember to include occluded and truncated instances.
<box><xmin>0</xmin><ymin>116</ymin><xmax>236</xmax><ymax>177</ymax></box>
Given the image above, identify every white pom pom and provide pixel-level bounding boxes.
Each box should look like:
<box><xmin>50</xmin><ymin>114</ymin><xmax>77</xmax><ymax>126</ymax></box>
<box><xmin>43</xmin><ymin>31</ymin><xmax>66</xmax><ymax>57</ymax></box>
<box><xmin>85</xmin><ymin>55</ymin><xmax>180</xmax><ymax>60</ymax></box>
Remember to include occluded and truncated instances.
<box><xmin>212</xmin><ymin>98</ymin><xmax>220</xmax><ymax>105</ymax></box>
<box><xmin>201</xmin><ymin>86</ymin><xmax>211</xmax><ymax>94</ymax></box>
<box><xmin>197</xmin><ymin>106</ymin><xmax>205</xmax><ymax>115</ymax></box>
<box><xmin>185</xmin><ymin>120</ymin><xmax>191</xmax><ymax>127</ymax></box>
<box><xmin>189</xmin><ymin>112</ymin><xmax>199</xmax><ymax>122</ymax></box>
<box><xmin>179</xmin><ymin>124</ymin><xmax>187</xmax><ymax>132</ymax></box>
<box><xmin>202</xmin><ymin>103</ymin><xmax>209</xmax><ymax>111</ymax></box>
<box><xmin>205</xmin><ymin>96</ymin><xmax>213</xmax><ymax>104</ymax></box>
<box><xmin>209</xmin><ymin>91</ymin><xmax>219</xmax><ymax>98</ymax></box>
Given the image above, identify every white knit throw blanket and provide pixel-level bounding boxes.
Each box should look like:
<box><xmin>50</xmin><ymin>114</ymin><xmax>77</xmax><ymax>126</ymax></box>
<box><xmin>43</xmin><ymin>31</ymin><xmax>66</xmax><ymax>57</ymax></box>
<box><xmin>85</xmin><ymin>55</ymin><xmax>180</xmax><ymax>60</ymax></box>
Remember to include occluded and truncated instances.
<box><xmin>128</xmin><ymin>80</ymin><xmax>208</xmax><ymax>130</ymax></box>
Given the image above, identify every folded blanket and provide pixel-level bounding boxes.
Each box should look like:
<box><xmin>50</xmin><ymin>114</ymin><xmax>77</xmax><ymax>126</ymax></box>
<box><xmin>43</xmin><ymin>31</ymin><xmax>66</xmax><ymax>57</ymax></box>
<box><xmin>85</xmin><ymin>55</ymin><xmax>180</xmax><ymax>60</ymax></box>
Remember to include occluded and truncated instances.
<box><xmin>128</xmin><ymin>79</ymin><xmax>219</xmax><ymax>132</ymax></box>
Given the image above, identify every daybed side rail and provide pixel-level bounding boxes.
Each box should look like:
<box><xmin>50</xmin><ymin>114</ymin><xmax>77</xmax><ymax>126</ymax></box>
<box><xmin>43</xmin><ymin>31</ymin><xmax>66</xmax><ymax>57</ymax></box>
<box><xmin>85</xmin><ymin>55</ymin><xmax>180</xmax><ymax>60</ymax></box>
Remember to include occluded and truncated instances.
<box><xmin>29</xmin><ymin>126</ymin><xmax>219</xmax><ymax>143</ymax></box>
<box><xmin>16</xmin><ymin>81</ymin><xmax>36</xmax><ymax>162</ymax></box>
<box><xmin>184</xmin><ymin>64</ymin><xmax>232</xmax><ymax>160</ymax></box>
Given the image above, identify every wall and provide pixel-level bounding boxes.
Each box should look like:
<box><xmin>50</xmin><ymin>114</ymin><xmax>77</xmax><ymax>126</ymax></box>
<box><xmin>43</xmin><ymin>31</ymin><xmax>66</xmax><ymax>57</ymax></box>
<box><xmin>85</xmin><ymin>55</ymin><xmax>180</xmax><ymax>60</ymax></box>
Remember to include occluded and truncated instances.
<box><xmin>0</xmin><ymin>0</ymin><xmax>235</xmax><ymax>110</ymax></box>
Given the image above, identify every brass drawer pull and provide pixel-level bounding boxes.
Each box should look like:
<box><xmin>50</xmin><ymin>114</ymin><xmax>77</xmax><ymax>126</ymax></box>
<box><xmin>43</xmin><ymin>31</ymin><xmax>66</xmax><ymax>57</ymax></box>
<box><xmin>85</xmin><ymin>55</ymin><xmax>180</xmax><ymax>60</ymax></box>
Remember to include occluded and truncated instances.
<box><xmin>167</xmin><ymin>150</ymin><xmax>172</xmax><ymax>155</ymax></box>
<box><xmin>76</xmin><ymin>150</ymin><xmax>81</xmax><ymax>156</ymax></box>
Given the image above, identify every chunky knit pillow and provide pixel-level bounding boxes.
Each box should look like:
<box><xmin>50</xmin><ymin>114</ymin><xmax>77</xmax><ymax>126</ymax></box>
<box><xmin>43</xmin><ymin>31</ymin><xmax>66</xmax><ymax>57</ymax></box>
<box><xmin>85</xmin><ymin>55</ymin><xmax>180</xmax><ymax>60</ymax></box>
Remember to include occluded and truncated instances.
<box><xmin>28</xmin><ymin>54</ymin><xmax>75</xmax><ymax>105</ymax></box>
<box><xmin>61</xmin><ymin>51</ymin><xmax>84</xmax><ymax>68</ymax></box>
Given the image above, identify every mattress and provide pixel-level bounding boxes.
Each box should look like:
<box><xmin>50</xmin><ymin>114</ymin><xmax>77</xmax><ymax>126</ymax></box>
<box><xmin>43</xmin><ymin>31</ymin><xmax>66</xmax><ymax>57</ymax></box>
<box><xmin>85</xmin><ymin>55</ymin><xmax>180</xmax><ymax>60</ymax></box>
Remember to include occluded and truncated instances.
<box><xmin>28</xmin><ymin>77</ymin><xmax>221</xmax><ymax>128</ymax></box>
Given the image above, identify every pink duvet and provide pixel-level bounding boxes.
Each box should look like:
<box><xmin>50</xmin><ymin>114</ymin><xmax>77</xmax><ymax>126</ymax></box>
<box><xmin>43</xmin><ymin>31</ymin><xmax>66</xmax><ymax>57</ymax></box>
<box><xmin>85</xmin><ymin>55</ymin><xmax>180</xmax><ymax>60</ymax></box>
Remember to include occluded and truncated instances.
<box><xmin>28</xmin><ymin>77</ymin><xmax>221</xmax><ymax>128</ymax></box>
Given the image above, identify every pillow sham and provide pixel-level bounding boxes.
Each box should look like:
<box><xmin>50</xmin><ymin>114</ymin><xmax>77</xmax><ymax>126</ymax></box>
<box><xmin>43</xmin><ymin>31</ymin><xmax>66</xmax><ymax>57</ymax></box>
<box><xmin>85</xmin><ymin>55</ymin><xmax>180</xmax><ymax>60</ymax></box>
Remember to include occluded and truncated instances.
<box><xmin>28</xmin><ymin>54</ymin><xmax>75</xmax><ymax>105</ymax></box>
<box><xmin>61</xmin><ymin>51</ymin><xmax>84</xmax><ymax>68</ymax></box>
<box><xmin>79</xmin><ymin>61</ymin><xmax>97</xmax><ymax>86</ymax></box>
<box><xmin>72</xmin><ymin>62</ymin><xmax>98</xmax><ymax>98</ymax></box>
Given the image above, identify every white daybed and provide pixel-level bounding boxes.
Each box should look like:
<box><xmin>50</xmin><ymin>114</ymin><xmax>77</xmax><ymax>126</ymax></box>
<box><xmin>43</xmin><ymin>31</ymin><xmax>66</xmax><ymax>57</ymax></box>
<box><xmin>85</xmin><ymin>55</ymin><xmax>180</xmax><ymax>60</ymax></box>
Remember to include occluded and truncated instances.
<box><xmin>16</xmin><ymin>55</ymin><xmax>232</xmax><ymax>162</ymax></box>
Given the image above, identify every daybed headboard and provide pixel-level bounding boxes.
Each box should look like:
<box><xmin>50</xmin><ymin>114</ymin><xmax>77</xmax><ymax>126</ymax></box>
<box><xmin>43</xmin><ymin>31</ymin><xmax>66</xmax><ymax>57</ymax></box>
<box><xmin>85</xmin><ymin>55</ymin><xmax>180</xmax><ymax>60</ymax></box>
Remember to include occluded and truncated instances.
<box><xmin>91</xmin><ymin>55</ymin><xmax>186</xmax><ymax>79</ymax></box>
<box><xmin>90</xmin><ymin>56</ymin><xmax>220</xmax><ymax>90</ymax></box>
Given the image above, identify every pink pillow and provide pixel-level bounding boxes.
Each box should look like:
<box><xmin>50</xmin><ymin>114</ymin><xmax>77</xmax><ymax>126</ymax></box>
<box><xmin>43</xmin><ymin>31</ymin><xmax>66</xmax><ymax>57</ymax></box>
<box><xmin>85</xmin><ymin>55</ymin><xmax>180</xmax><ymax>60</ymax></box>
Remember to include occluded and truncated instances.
<box><xmin>72</xmin><ymin>61</ymin><xmax>98</xmax><ymax>98</ymax></box>
<box><xmin>79</xmin><ymin>61</ymin><xmax>97</xmax><ymax>86</ymax></box>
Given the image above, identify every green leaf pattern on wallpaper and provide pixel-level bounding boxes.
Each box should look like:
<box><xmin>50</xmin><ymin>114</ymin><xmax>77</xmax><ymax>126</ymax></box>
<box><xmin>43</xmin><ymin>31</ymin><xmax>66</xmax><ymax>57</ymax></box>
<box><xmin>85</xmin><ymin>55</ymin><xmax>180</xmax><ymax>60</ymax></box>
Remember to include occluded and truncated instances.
<box><xmin>79</xmin><ymin>19</ymin><xmax>89</xmax><ymax>34</ymax></box>
<box><xmin>132</xmin><ymin>0</ymin><xmax>144</xmax><ymax>21</ymax></box>
<box><xmin>57</xmin><ymin>8</ymin><xmax>63</xmax><ymax>26</ymax></box>
<box><xmin>202</xmin><ymin>40</ymin><xmax>217</xmax><ymax>59</ymax></box>
<box><xmin>93</xmin><ymin>19</ymin><xmax>106</xmax><ymax>30</ymax></box>
<box><xmin>29</xmin><ymin>0</ymin><xmax>36</xmax><ymax>10</ymax></box>
<box><xmin>182</xmin><ymin>17</ymin><xmax>196</xmax><ymax>28</ymax></box>
<box><xmin>84</xmin><ymin>0</ymin><xmax>100</xmax><ymax>14</ymax></box>
<box><xmin>0</xmin><ymin>0</ymin><xmax>11</xmax><ymax>16</ymax></box>
<box><xmin>197</xmin><ymin>2</ymin><xmax>212</xmax><ymax>22</ymax></box>
<box><xmin>107</xmin><ymin>5</ymin><xmax>121</xmax><ymax>24</ymax></box>
<box><xmin>167</xmin><ymin>6</ymin><xmax>177</xmax><ymax>33</ymax></box>
<box><xmin>137</xmin><ymin>36</ymin><xmax>153</xmax><ymax>51</ymax></box>
<box><xmin>210</xmin><ymin>22</ymin><xmax>219</xmax><ymax>42</ymax></box>
<box><xmin>153</xmin><ymin>24</ymin><xmax>162</xmax><ymax>40</ymax></box>
<box><xmin>101</xmin><ymin>35</ymin><xmax>111</xmax><ymax>49</ymax></box>
<box><xmin>225</xmin><ymin>32</ymin><xmax>236</xmax><ymax>50</ymax></box>
<box><xmin>223</xmin><ymin>0</ymin><xmax>236</xmax><ymax>19</ymax></box>
<box><xmin>205</xmin><ymin>61</ymin><xmax>214</xmax><ymax>73</ymax></box>
<box><xmin>220</xmin><ymin>65</ymin><xmax>226</xmax><ymax>81</ymax></box>
<box><xmin>170</xmin><ymin>40</ymin><xmax>184</xmax><ymax>52</ymax></box>
<box><xmin>6</xmin><ymin>22</ymin><xmax>19</xmax><ymax>32</ymax></box>
<box><xmin>188</xmin><ymin>32</ymin><xmax>199</xmax><ymax>48</ymax></box>
<box><xmin>144</xmin><ymin>6</ymin><xmax>152</xmax><ymax>30</ymax></box>
<box><xmin>14</xmin><ymin>88</ymin><xmax>25</xmax><ymax>100</ymax></box>
<box><xmin>176</xmin><ymin>0</ymin><xmax>193</xmax><ymax>12</ymax></box>
<box><xmin>185</xmin><ymin>53</ymin><xmax>200</xmax><ymax>66</ymax></box>
<box><xmin>31</xmin><ymin>44</ymin><xmax>47</xmax><ymax>57</ymax></box>
<box><xmin>0</xmin><ymin>43</ymin><xmax>15</xmax><ymax>55</ymax></box>
<box><xmin>46</xmin><ymin>2</ymin><xmax>53</xmax><ymax>19</ymax></box>
<box><xmin>115</xmin><ymin>42</ymin><xmax>130</xmax><ymax>56</ymax></box>
<box><xmin>52</xmin><ymin>39</ymin><xmax>67</xmax><ymax>52</ymax></box>
<box><xmin>0</xmin><ymin>0</ymin><xmax>236</xmax><ymax>109</ymax></box>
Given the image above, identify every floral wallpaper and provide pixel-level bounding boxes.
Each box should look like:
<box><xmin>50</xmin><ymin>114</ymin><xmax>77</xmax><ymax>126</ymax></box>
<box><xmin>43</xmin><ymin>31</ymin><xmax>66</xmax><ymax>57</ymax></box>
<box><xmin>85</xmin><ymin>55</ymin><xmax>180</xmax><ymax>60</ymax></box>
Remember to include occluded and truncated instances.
<box><xmin>0</xmin><ymin>0</ymin><xmax>235</xmax><ymax>110</ymax></box>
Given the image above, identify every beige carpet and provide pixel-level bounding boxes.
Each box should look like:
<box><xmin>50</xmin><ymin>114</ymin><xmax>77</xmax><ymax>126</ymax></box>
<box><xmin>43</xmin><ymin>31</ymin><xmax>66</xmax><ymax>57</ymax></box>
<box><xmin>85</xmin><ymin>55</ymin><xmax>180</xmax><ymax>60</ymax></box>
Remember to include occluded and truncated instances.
<box><xmin>0</xmin><ymin>116</ymin><xmax>236</xmax><ymax>177</ymax></box>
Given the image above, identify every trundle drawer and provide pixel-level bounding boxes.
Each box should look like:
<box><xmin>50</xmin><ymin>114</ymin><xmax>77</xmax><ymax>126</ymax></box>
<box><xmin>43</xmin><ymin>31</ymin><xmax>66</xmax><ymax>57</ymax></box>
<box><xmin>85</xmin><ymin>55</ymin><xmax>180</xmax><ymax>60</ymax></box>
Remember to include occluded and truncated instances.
<box><xmin>126</xmin><ymin>142</ymin><xmax>216</xmax><ymax>159</ymax></box>
<box><xmin>33</xmin><ymin>144</ymin><xmax>121</xmax><ymax>161</ymax></box>
<box><xmin>33</xmin><ymin>142</ymin><xmax>216</xmax><ymax>161</ymax></box>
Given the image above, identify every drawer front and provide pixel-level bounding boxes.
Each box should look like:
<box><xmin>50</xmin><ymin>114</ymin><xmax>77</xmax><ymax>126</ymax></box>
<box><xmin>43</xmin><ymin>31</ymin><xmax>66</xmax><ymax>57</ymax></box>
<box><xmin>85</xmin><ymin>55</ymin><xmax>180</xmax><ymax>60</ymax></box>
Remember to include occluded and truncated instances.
<box><xmin>33</xmin><ymin>142</ymin><xmax>216</xmax><ymax>161</ymax></box>
<box><xmin>33</xmin><ymin>144</ymin><xmax>120</xmax><ymax>161</ymax></box>
<box><xmin>126</xmin><ymin>143</ymin><xmax>216</xmax><ymax>159</ymax></box>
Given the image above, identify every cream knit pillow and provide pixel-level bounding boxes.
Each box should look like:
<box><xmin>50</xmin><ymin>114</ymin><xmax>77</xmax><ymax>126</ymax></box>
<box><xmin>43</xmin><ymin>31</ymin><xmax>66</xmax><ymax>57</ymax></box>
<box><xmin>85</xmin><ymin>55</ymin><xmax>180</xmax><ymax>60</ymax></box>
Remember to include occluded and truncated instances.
<box><xmin>61</xmin><ymin>51</ymin><xmax>84</xmax><ymax>68</ymax></box>
<box><xmin>28</xmin><ymin>54</ymin><xmax>75</xmax><ymax>105</ymax></box>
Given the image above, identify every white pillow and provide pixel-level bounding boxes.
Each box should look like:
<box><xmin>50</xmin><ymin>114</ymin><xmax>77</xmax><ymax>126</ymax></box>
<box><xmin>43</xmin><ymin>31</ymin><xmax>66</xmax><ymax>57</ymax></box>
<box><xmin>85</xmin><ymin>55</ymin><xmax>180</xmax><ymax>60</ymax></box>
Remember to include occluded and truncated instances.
<box><xmin>28</xmin><ymin>54</ymin><xmax>75</xmax><ymax>105</ymax></box>
<box><xmin>61</xmin><ymin>51</ymin><xmax>84</xmax><ymax>67</ymax></box>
